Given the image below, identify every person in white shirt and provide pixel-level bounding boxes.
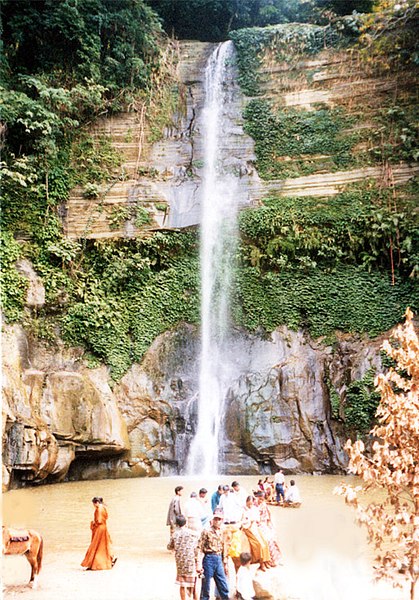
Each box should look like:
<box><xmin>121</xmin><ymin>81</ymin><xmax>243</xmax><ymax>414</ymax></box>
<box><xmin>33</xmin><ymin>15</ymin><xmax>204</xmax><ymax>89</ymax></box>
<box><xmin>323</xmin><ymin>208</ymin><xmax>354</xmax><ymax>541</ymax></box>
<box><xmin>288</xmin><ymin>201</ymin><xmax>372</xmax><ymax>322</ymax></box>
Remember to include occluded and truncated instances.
<box><xmin>218</xmin><ymin>485</ymin><xmax>242</xmax><ymax>524</ymax></box>
<box><xmin>284</xmin><ymin>479</ymin><xmax>302</xmax><ymax>506</ymax></box>
<box><xmin>199</xmin><ymin>487</ymin><xmax>212</xmax><ymax>529</ymax></box>
<box><xmin>274</xmin><ymin>469</ymin><xmax>285</xmax><ymax>504</ymax></box>
<box><xmin>231</xmin><ymin>481</ymin><xmax>247</xmax><ymax>511</ymax></box>
<box><xmin>184</xmin><ymin>491</ymin><xmax>204</xmax><ymax>531</ymax></box>
<box><xmin>236</xmin><ymin>552</ymin><xmax>255</xmax><ymax>600</ymax></box>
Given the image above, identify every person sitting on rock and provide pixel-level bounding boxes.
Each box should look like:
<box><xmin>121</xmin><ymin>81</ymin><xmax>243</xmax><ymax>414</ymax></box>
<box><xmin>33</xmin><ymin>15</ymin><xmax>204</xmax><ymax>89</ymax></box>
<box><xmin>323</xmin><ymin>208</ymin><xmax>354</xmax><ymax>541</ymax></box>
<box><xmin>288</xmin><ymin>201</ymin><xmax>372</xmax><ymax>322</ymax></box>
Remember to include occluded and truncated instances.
<box><xmin>236</xmin><ymin>552</ymin><xmax>255</xmax><ymax>600</ymax></box>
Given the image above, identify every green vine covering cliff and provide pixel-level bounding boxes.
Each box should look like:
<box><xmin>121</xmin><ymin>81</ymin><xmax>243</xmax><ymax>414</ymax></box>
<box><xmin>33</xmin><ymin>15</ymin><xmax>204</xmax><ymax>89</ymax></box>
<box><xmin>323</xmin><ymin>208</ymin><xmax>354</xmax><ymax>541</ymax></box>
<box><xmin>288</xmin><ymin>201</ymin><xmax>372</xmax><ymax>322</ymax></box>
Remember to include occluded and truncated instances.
<box><xmin>230</xmin><ymin>23</ymin><xmax>348</xmax><ymax>96</ymax></box>
<box><xmin>243</xmin><ymin>101</ymin><xmax>358</xmax><ymax>178</ymax></box>
<box><xmin>61</xmin><ymin>233</ymin><xmax>199</xmax><ymax>379</ymax></box>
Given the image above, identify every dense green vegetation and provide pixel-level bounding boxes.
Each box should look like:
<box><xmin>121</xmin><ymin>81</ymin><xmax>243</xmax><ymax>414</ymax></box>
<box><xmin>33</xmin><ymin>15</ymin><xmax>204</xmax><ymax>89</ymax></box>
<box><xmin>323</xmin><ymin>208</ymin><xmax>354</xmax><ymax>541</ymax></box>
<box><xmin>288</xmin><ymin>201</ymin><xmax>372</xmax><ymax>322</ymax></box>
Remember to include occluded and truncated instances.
<box><xmin>239</xmin><ymin>186</ymin><xmax>419</xmax><ymax>277</ymax></box>
<box><xmin>233</xmin><ymin>264</ymin><xmax>416</xmax><ymax>338</ymax></box>
<box><xmin>0</xmin><ymin>1</ymin><xmax>197</xmax><ymax>381</ymax></box>
<box><xmin>344</xmin><ymin>368</ymin><xmax>381</xmax><ymax>434</ymax></box>
<box><xmin>61</xmin><ymin>233</ymin><xmax>199</xmax><ymax>379</ymax></box>
<box><xmin>243</xmin><ymin>101</ymin><xmax>358</xmax><ymax>178</ymax></box>
<box><xmin>1</xmin><ymin>0</ymin><xmax>417</xmax><ymax>408</ymax></box>
<box><xmin>1</xmin><ymin>0</ymin><xmax>162</xmax><ymax>91</ymax></box>
<box><xmin>0</xmin><ymin>233</ymin><xmax>28</xmax><ymax>322</ymax></box>
<box><xmin>146</xmin><ymin>0</ymin><xmax>372</xmax><ymax>42</ymax></box>
<box><xmin>359</xmin><ymin>0</ymin><xmax>419</xmax><ymax>70</ymax></box>
<box><xmin>0</xmin><ymin>0</ymin><xmax>165</xmax><ymax>250</ymax></box>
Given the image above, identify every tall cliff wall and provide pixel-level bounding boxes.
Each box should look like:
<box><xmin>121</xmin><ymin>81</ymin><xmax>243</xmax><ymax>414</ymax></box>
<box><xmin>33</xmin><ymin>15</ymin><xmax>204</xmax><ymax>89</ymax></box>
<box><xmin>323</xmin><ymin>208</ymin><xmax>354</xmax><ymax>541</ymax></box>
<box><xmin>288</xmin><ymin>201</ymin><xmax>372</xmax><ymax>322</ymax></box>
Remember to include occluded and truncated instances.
<box><xmin>64</xmin><ymin>41</ymin><xmax>259</xmax><ymax>239</ymax></box>
<box><xmin>63</xmin><ymin>37</ymin><xmax>418</xmax><ymax>239</ymax></box>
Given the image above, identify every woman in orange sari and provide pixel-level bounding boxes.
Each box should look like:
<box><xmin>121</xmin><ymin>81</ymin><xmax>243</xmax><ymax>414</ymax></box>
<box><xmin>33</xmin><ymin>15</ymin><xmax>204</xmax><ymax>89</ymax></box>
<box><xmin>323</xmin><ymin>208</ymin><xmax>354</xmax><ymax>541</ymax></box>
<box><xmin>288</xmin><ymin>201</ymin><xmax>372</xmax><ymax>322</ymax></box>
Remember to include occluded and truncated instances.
<box><xmin>81</xmin><ymin>497</ymin><xmax>116</xmax><ymax>570</ymax></box>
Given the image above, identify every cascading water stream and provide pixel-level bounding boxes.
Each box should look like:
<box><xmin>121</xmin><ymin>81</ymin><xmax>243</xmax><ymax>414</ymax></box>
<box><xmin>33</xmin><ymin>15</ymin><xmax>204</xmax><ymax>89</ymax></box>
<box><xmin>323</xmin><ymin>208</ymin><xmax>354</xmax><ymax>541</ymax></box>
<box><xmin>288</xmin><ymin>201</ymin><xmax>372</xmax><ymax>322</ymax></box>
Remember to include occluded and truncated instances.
<box><xmin>187</xmin><ymin>41</ymin><xmax>239</xmax><ymax>476</ymax></box>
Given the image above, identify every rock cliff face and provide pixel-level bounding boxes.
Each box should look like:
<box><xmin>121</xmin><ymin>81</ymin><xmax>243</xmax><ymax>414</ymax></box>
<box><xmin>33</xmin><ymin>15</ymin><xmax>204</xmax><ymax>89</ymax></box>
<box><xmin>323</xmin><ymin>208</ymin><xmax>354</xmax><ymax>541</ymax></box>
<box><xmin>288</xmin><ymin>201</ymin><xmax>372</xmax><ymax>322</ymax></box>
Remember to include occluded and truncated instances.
<box><xmin>4</xmin><ymin>34</ymin><xmax>413</xmax><ymax>488</ymax></box>
<box><xmin>65</xmin><ymin>41</ymin><xmax>260</xmax><ymax>238</ymax></box>
<box><xmin>64</xmin><ymin>40</ymin><xmax>418</xmax><ymax>239</ymax></box>
<box><xmin>2</xmin><ymin>319</ymin><xmax>387</xmax><ymax>489</ymax></box>
<box><xmin>2</xmin><ymin>325</ymin><xmax>129</xmax><ymax>490</ymax></box>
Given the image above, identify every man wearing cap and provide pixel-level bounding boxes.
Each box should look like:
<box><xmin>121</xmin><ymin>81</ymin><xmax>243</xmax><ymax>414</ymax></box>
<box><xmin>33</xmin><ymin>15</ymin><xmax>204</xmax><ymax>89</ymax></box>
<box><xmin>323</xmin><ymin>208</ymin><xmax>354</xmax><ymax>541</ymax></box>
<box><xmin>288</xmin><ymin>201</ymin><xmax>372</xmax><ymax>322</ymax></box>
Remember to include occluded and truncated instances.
<box><xmin>196</xmin><ymin>509</ymin><xmax>230</xmax><ymax>600</ymax></box>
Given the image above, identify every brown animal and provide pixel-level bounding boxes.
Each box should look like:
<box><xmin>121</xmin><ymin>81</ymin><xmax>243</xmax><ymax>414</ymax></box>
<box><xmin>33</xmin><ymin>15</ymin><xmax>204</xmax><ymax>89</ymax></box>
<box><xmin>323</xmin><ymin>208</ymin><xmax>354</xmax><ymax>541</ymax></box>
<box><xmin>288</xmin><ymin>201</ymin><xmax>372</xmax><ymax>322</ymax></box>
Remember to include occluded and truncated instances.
<box><xmin>2</xmin><ymin>526</ymin><xmax>43</xmax><ymax>587</ymax></box>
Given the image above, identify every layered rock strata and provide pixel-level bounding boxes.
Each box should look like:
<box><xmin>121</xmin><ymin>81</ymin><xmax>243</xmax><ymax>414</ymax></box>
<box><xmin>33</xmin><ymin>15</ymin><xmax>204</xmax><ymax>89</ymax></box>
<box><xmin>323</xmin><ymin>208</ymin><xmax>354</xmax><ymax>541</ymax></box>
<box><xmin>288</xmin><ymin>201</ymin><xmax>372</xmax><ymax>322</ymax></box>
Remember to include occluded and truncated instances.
<box><xmin>64</xmin><ymin>41</ymin><xmax>418</xmax><ymax>239</ymax></box>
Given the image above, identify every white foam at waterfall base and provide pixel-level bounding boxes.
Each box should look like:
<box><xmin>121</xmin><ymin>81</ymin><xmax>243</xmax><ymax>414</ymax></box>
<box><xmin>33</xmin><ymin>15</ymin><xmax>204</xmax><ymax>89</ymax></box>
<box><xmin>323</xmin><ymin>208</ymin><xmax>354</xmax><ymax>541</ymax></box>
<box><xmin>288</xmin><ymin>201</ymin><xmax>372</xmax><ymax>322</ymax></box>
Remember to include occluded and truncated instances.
<box><xmin>187</xmin><ymin>41</ymin><xmax>240</xmax><ymax>476</ymax></box>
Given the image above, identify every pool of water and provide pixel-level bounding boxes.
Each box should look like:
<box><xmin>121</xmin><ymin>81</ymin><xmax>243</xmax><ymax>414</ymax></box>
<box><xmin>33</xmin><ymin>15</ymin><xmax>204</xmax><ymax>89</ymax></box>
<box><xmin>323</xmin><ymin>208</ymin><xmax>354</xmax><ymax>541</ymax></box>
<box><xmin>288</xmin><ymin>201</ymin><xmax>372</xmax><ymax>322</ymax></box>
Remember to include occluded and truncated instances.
<box><xmin>2</xmin><ymin>475</ymin><xmax>407</xmax><ymax>599</ymax></box>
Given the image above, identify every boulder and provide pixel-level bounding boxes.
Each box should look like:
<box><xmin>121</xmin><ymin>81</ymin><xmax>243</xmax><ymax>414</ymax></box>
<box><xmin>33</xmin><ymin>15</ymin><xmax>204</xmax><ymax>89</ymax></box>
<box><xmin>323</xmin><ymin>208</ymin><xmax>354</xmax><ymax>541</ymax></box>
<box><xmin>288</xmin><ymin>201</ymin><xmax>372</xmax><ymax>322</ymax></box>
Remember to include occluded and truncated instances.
<box><xmin>2</xmin><ymin>325</ymin><xmax>129</xmax><ymax>489</ymax></box>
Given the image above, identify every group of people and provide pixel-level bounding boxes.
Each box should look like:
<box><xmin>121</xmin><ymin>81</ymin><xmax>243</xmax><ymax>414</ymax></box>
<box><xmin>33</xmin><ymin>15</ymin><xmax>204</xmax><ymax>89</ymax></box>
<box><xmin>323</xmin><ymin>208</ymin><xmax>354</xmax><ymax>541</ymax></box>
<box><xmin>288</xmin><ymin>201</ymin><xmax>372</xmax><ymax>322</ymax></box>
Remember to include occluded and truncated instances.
<box><xmin>78</xmin><ymin>473</ymin><xmax>301</xmax><ymax>599</ymax></box>
<box><xmin>166</xmin><ymin>480</ymin><xmax>286</xmax><ymax>600</ymax></box>
<box><xmin>257</xmin><ymin>470</ymin><xmax>302</xmax><ymax>507</ymax></box>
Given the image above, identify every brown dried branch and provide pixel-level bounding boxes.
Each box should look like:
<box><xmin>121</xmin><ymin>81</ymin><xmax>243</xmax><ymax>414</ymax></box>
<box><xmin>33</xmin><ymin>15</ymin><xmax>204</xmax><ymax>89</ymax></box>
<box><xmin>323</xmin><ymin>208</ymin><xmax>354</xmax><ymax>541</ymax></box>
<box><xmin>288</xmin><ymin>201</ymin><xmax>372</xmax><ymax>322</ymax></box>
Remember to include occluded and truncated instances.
<box><xmin>335</xmin><ymin>308</ymin><xmax>419</xmax><ymax>599</ymax></box>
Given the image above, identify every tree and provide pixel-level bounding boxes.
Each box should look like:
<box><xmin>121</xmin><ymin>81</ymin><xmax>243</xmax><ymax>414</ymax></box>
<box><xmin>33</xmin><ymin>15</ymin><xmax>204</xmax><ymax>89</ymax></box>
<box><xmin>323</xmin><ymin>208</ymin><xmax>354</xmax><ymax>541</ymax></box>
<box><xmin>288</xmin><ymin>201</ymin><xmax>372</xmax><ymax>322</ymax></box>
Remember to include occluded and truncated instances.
<box><xmin>359</xmin><ymin>0</ymin><xmax>419</xmax><ymax>69</ymax></box>
<box><xmin>145</xmin><ymin>0</ymin><xmax>362</xmax><ymax>41</ymax></box>
<box><xmin>336</xmin><ymin>307</ymin><xmax>419</xmax><ymax>599</ymax></box>
<box><xmin>1</xmin><ymin>0</ymin><xmax>162</xmax><ymax>89</ymax></box>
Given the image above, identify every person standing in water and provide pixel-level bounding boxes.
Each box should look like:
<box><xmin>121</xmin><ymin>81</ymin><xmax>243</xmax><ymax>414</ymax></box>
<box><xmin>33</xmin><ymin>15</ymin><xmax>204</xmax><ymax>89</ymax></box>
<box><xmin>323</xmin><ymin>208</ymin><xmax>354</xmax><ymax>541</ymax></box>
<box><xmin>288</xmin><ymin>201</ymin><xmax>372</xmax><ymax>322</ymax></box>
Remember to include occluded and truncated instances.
<box><xmin>168</xmin><ymin>515</ymin><xmax>200</xmax><ymax>600</ymax></box>
<box><xmin>167</xmin><ymin>486</ymin><xmax>184</xmax><ymax>542</ymax></box>
<box><xmin>81</xmin><ymin>497</ymin><xmax>116</xmax><ymax>570</ymax></box>
<box><xmin>274</xmin><ymin>469</ymin><xmax>285</xmax><ymax>504</ymax></box>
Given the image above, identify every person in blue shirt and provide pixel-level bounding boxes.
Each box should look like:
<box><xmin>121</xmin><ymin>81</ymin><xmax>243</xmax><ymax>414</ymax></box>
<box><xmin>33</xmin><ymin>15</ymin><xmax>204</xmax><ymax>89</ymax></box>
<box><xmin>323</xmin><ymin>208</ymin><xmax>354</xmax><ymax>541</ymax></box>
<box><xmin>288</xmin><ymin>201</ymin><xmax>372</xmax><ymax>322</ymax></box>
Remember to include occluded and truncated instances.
<box><xmin>211</xmin><ymin>485</ymin><xmax>223</xmax><ymax>512</ymax></box>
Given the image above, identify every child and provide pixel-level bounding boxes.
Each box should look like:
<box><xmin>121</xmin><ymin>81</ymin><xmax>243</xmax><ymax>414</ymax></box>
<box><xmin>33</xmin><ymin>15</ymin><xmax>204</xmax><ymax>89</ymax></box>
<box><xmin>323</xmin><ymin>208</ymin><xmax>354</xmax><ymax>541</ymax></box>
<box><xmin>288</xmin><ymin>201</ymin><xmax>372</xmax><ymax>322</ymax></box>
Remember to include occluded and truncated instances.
<box><xmin>236</xmin><ymin>552</ymin><xmax>255</xmax><ymax>600</ymax></box>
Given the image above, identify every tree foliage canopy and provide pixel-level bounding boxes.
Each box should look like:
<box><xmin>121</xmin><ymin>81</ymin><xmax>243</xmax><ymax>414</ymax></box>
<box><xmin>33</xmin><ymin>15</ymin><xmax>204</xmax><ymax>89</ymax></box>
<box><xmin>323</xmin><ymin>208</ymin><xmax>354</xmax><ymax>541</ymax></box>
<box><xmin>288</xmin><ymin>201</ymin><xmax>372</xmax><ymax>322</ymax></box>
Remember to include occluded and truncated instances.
<box><xmin>145</xmin><ymin>0</ymin><xmax>373</xmax><ymax>41</ymax></box>
<box><xmin>1</xmin><ymin>0</ymin><xmax>163</xmax><ymax>90</ymax></box>
<box><xmin>359</xmin><ymin>0</ymin><xmax>419</xmax><ymax>69</ymax></box>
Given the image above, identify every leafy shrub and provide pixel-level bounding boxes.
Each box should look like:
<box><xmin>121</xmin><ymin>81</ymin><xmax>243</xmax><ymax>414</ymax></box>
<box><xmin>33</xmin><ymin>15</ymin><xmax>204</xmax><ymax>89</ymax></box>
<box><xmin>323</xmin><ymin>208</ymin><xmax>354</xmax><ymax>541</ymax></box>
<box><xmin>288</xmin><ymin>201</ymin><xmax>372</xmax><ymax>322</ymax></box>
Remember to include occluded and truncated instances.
<box><xmin>344</xmin><ymin>368</ymin><xmax>381</xmax><ymax>435</ymax></box>
<box><xmin>0</xmin><ymin>232</ymin><xmax>28</xmax><ymax>321</ymax></box>
<box><xmin>239</xmin><ymin>186</ymin><xmax>418</xmax><ymax>277</ymax></box>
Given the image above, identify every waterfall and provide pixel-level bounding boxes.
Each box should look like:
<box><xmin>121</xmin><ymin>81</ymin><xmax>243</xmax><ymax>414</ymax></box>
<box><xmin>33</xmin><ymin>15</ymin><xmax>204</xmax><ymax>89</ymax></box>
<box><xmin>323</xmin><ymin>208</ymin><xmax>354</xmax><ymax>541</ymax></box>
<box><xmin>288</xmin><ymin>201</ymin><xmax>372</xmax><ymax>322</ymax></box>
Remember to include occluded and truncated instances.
<box><xmin>187</xmin><ymin>41</ymin><xmax>239</xmax><ymax>476</ymax></box>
